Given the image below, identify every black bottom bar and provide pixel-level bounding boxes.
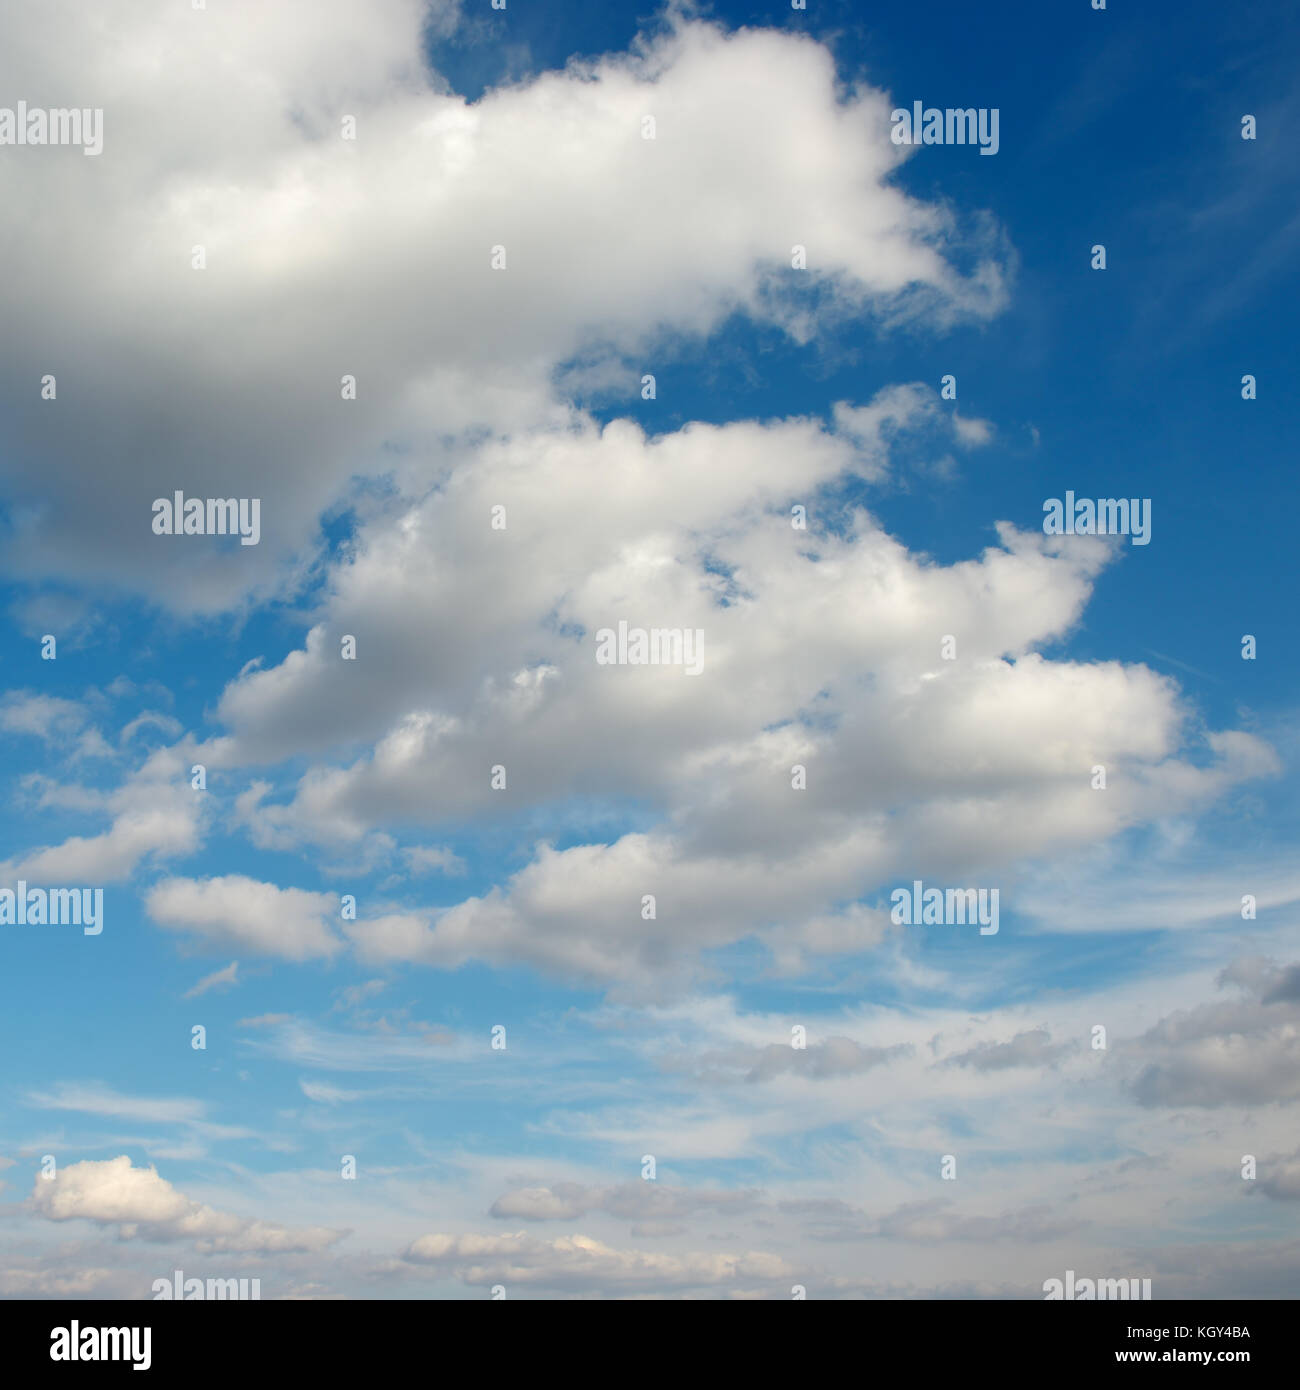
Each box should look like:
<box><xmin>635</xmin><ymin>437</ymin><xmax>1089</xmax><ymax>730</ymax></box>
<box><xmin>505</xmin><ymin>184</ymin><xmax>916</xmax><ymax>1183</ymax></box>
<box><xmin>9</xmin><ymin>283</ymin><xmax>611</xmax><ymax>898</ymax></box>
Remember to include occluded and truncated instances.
<box><xmin>1</xmin><ymin>1298</ymin><xmax>1283</xmax><ymax>1375</ymax></box>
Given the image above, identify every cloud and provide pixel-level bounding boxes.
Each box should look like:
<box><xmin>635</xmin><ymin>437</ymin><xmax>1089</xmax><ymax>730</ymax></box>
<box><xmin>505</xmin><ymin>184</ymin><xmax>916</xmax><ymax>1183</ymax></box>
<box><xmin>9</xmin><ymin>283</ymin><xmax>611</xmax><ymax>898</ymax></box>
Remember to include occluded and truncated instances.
<box><xmin>1255</xmin><ymin>1149</ymin><xmax>1300</xmax><ymax>1202</ymax></box>
<box><xmin>0</xmin><ymin>692</ymin><xmax>87</xmax><ymax>741</ymax></box>
<box><xmin>746</xmin><ymin>1037</ymin><xmax>907</xmax><ymax>1082</ymax></box>
<box><xmin>945</xmin><ymin>1029</ymin><xmax>1063</xmax><ymax>1072</ymax></box>
<box><xmin>335</xmin><ymin>980</ymin><xmax>388</xmax><ymax>1010</ymax></box>
<box><xmin>951</xmin><ymin>413</ymin><xmax>994</xmax><ymax>447</ymax></box>
<box><xmin>201</xmin><ymin>391</ymin><xmax>1272</xmax><ymax>995</ymax></box>
<box><xmin>183</xmin><ymin>961</ymin><xmax>240</xmax><ymax>999</ymax></box>
<box><xmin>403</xmin><ymin>1229</ymin><xmax>792</xmax><ymax>1292</ymax></box>
<box><xmin>1130</xmin><ymin>958</ymin><xmax>1300</xmax><ymax>1107</ymax></box>
<box><xmin>869</xmin><ymin>1199</ymin><xmax>1076</xmax><ymax>1244</ymax></box>
<box><xmin>29</xmin><ymin>1156</ymin><xmax>345</xmax><ymax>1253</ymax></box>
<box><xmin>401</xmin><ymin>845</ymin><xmax>466</xmax><ymax>877</ymax></box>
<box><xmin>24</xmin><ymin>1082</ymin><xmax>258</xmax><ymax>1157</ymax></box>
<box><xmin>146</xmin><ymin>875</ymin><xmax>344</xmax><ymax>961</ymax></box>
<box><xmin>239</xmin><ymin>1017</ymin><xmax>466</xmax><ymax>1072</ymax></box>
<box><xmin>0</xmin><ymin>5</ymin><xmax>1004</xmax><ymax>611</ymax></box>
<box><xmin>0</xmin><ymin>4</ymin><xmax>1258</xmax><ymax>1001</ymax></box>
<box><xmin>488</xmin><ymin>1180</ymin><xmax>761</xmax><ymax>1226</ymax></box>
<box><xmin>0</xmin><ymin>745</ymin><xmax>203</xmax><ymax>883</ymax></box>
<box><xmin>27</xmin><ymin>1083</ymin><xmax>207</xmax><ymax>1127</ymax></box>
<box><xmin>299</xmin><ymin>1080</ymin><xmax>362</xmax><ymax>1105</ymax></box>
<box><xmin>0</xmin><ymin>1263</ymin><xmax>117</xmax><ymax>1298</ymax></box>
<box><xmin>119</xmin><ymin>711</ymin><xmax>184</xmax><ymax>746</ymax></box>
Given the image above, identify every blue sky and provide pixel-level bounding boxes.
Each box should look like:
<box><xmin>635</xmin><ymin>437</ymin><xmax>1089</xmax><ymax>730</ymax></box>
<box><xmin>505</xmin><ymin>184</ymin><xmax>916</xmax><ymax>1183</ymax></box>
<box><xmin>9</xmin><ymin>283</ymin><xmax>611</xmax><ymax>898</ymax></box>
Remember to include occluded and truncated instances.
<box><xmin>1</xmin><ymin>0</ymin><xmax>1297</xmax><ymax>1298</ymax></box>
